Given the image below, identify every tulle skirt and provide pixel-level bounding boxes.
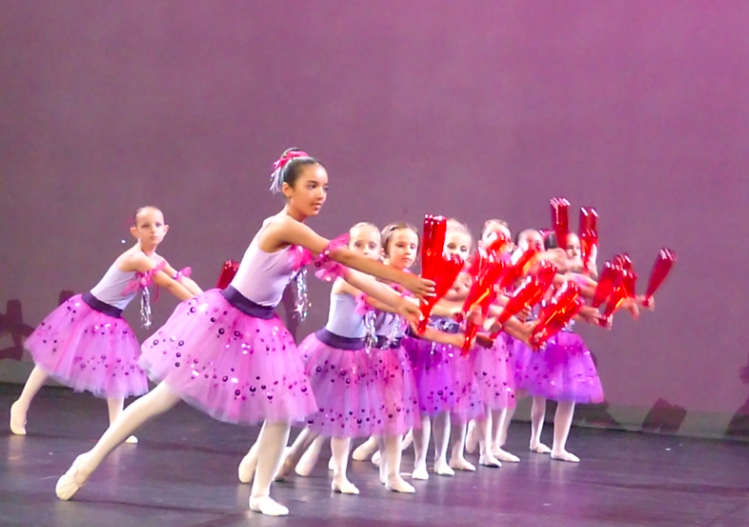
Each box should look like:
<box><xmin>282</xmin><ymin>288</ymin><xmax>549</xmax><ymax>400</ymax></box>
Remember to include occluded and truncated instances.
<box><xmin>300</xmin><ymin>330</ymin><xmax>384</xmax><ymax>438</ymax></box>
<box><xmin>25</xmin><ymin>293</ymin><xmax>147</xmax><ymax>398</ymax></box>
<box><xmin>139</xmin><ymin>288</ymin><xmax>317</xmax><ymax>425</ymax></box>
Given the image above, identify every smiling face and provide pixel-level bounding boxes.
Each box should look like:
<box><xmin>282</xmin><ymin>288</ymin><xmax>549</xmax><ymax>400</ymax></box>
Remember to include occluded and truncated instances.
<box><xmin>282</xmin><ymin>163</ymin><xmax>328</xmax><ymax>217</ymax></box>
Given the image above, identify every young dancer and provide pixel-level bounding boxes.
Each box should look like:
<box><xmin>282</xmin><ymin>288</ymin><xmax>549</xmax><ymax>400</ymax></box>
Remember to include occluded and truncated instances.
<box><xmin>9</xmin><ymin>207</ymin><xmax>200</xmax><ymax>442</ymax></box>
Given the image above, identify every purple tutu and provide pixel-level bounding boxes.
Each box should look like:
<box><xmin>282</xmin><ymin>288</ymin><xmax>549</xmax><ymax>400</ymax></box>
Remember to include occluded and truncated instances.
<box><xmin>373</xmin><ymin>342</ymin><xmax>420</xmax><ymax>436</ymax></box>
<box><xmin>300</xmin><ymin>330</ymin><xmax>384</xmax><ymax>438</ymax></box>
<box><xmin>139</xmin><ymin>289</ymin><xmax>317</xmax><ymax>425</ymax></box>
<box><xmin>24</xmin><ymin>294</ymin><xmax>147</xmax><ymax>399</ymax></box>
<box><xmin>473</xmin><ymin>333</ymin><xmax>516</xmax><ymax>410</ymax></box>
<box><xmin>517</xmin><ymin>331</ymin><xmax>604</xmax><ymax>404</ymax></box>
<box><xmin>404</xmin><ymin>336</ymin><xmax>482</xmax><ymax>422</ymax></box>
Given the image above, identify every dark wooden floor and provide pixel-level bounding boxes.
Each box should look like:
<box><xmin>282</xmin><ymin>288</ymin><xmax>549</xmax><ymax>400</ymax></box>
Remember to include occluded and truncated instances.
<box><xmin>1</xmin><ymin>385</ymin><xmax>747</xmax><ymax>527</ymax></box>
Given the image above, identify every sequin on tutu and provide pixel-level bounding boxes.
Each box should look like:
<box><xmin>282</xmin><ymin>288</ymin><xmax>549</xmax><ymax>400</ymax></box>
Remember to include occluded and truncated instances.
<box><xmin>24</xmin><ymin>294</ymin><xmax>147</xmax><ymax>398</ymax></box>
<box><xmin>300</xmin><ymin>331</ymin><xmax>384</xmax><ymax>438</ymax></box>
<box><xmin>404</xmin><ymin>337</ymin><xmax>482</xmax><ymax>421</ymax></box>
<box><xmin>473</xmin><ymin>333</ymin><xmax>517</xmax><ymax>410</ymax></box>
<box><xmin>372</xmin><ymin>342</ymin><xmax>421</xmax><ymax>436</ymax></box>
<box><xmin>139</xmin><ymin>289</ymin><xmax>317</xmax><ymax>425</ymax></box>
<box><xmin>515</xmin><ymin>331</ymin><xmax>604</xmax><ymax>404</ymax></box>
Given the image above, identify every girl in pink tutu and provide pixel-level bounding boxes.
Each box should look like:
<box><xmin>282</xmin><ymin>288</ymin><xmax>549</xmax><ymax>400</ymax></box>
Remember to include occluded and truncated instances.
<box><xmin>54</xmin><ymin>149</ymin><xmax>432</xmax><ymax>516</ymax></box>
<box><xmin>502</xmin><ymin>228</ymin><xmax>603</xmax><ymax>463</ymax></box>
<box><xmin>407</xmin><ymin>219</ymin><xmax>486</xmax><ymax>480</ymax></box>
<box><xmin>457</xmin><ymin>219</ymin><xmax>526</xmax><ymax>468</ymax></box>
<box><xmin>9</xmin><ymin>206</ymin><xmax>200</xmax><ymax>440</ymax></box>
<box><xmin>348</xmin><ymin>222</ymin><xmax>423</xmax><ymax>493</ymax></box>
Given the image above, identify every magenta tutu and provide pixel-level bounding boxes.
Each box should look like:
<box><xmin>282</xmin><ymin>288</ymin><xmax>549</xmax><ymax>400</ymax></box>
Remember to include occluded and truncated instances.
<box><xmin>473</xmin><ymin>333</ymin><xmax>516</xmax><ymax>410</ymax></box>
<box><xmin>300</xmin><ymin>330</ymin><xmax>384</xmax><ymax>438</ymax></box>
<box><xmin>404</xmin><ymin>336</ymin><xmax>481</xmax><ymax>421</ymax></box>
<box><xmin>139</xmin><ymin>288</ymin><xmax>317</xmax><ymax>425</ymax></box>
<box><xmin>373</xmin><ymin>340</ymin><xmax>421</xmax><ymax>436</ymax></box>
<box><xmin>24</xmin><ymin>294</ymin><xmax>148</xmax><ymax>399</ymax></box>
<box><xmin>519</xmin><ymin>330</ymin><xmax>604</xmax><ymax>404</ymax></box>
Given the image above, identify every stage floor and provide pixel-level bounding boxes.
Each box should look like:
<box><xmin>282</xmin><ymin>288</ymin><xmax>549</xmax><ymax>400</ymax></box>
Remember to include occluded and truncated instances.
<box><xmin>1</xmin><ymin>385</ymin><xmax>747</xmax><ymax>527</ymax></box>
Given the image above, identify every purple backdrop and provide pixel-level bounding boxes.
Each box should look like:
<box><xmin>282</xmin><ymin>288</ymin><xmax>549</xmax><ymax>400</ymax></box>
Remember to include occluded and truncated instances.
<box><xmin>1</xmin><ymin>1</ymin><xmax>747</xmax><ymax>438</ymax></box>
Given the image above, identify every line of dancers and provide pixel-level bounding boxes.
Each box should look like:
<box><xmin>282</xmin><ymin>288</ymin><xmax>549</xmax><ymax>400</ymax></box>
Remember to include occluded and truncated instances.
<box><xmin>6</xmin><ymin>148</ymin><xmax>653</xmax><ymax>516</ymax></box>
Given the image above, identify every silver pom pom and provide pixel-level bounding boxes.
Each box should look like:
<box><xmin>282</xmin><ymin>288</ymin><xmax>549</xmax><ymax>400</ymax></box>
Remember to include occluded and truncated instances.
<box><xmin>293</xmin><ymin>268</ymin><xmax>309</xmax><ymax>322</ymax></box>
<box><xmin>363</xmin><ymin>310</ymin><xmax>377</xmax><ymax>348</ymax></box>
<box><xmin>140</xmin><ymin>287</ymin><xmax>153</xmax><ymax>329</ymax></box>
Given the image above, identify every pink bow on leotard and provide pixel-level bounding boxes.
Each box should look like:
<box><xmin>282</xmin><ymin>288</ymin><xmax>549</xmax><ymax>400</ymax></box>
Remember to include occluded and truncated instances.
<box><xmin>173</xmin><ymin>267</ymin><xmax>192</xmax><ymax>282</ymax></box>
<box><xmin>122</xmin><ymin>260</ymin><xmax>167</xmax><ymax>299</ymax></box>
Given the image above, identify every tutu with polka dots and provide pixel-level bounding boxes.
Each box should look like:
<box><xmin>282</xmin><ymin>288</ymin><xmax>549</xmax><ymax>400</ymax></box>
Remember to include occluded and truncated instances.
<box><xmin>300</xmin><ymin>330</ymin><xmax>384</xmax><ymax>438</ymax></box>
<box><xmin>139</xmin><ymin>288</ymin><xmax>317</xmax><ymax>425</ymax></box>
<box><xmin>473</xmin><ymin>333</ymin><xmax>517</xmax><ymax>410</ymax></box>
<box><xmin>514</xmin><ymin>330</ymin><xmax>604</xmax><ymax>404</ymax></box>
<box><xmin>405</xmin><ymin>336</ymin><xmax>483</xmax><ymax>422</ymax></box>
<box><xmin>24</xmin><ymin>294</ymin><xmax>148</xmax><ymax>399</ymax></box>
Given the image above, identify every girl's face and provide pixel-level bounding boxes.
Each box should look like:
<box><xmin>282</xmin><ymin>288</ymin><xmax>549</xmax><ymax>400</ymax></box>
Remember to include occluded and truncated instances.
<box><xmin>349</xmin><ymin>225</ymin><xmax>381</xmax><ymax>260</ymax></box>
<box><xmin>565</xmin><ymin>233</ymin><xmax>582</xmax><ymax>260</ymax></box>
<box><xmin>481</xmin><ymin>222</ymin><xmax>511</xmax><ymax>246</ymax></box>
<box><xmin>518</xmin><ymin>230</ymin><xmax>544</xmax><ymax>252</ymax></box>
<box><xmin>444</xmin><ymin>229</ymin><xmax>472</xmax><ymax>261</ymax></box>
<box><xmin>131</xmin><ymin>207</ymin><xmax>168</xmax><ymax>247</ymax></box>
<box><xmin>283</xmin><ymin>164</ymin><xmax>328</xmax><ymax>217</ymax></box>
<box><xmin>385</xmin><ymin>228</ymin><xmax>419</xmax><ymax>270</ymax></box>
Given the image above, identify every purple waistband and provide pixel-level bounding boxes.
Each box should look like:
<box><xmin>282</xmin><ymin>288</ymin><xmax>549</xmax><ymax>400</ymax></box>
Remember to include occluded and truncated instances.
<box><xmin>221</xmin><ymin>286</ymin><xmax>275</xmax><ymax>320</ymax></box>
<box><xmin>82</xmin><ymin>292</ymin><xmax>123</xmax><ymax>318</ymax></box>
<box><xmin>315</xmin><ymin>329</ymin><xmax>366</xmax><ymax>350</ymax></box>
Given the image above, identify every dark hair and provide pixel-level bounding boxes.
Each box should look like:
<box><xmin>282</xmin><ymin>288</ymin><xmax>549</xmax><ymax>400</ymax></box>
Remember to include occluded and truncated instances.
<box><xmin>544</xmin><ymin>232</ymin><xmax>559</xmax><ymax>250</ymax></box>
<box><xmin>381</xmin><ymin>221</ymin><xmax>419</xmax><ymax>257</ymax></box>
<box><xmin>269</xmin><ymin>147</ymin><xmax>323</xmax><ymax>194</ymax></box>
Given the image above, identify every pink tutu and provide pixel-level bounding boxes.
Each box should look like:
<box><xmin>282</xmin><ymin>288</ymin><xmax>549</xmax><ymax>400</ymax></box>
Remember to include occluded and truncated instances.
<box><xmin>473</xmin><ymin>333</ymin><xmax>516</xmax><ymax>410</ymax></box>
<box><xmin>24</xmin><ymin>293</ymin><xmax>148</xmax><ymax>399</ymax></box>
<box><xmin>517</xmin><ymin>331</ymin><xmax>604</xmax><ymax>404</ymax></box>
<box><xmin>139</xmin><ymin>288</ymin><xmax>317</xmax><ymax>425</ymax></box>
<box><xmin>299</xmin><ymin>330</ymin><xmax>384</xmax><ymax>438</ymax></box>
<box><xmin>373</xmin><ymin>339</ymin><xmax>421</xmax><ymax>436</ymax></box>
<box><xmin>404</xmin><ymin>336</ymin><xmax>482</xmax><ymax>422</ymax></box>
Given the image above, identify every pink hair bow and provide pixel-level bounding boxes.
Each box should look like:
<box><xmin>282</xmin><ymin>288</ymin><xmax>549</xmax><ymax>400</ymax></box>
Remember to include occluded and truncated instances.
<box><xmin>269</xmin><ymin>150</ymin><xmax>309</xmax><ymax>193</ymax></box>
<box><xmin>272</xmin><ymin>150</ymin><xmax>308</xmax><ymax>173</ymax></box>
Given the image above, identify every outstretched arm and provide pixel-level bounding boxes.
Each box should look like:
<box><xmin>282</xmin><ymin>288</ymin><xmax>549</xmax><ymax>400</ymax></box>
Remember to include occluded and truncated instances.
<box><xmin>262</xmin><ymin>216</ymin><xmax>435</xmax><ymax>299</ymax></box>
<box><xmin>125</xmin><ymin>253</ymin><xmax>195</xmax><ymax>301</ymax></box>
<box><xmin>160</xmin><ymin>260</ymin><xmax>204</xmax><ymax>296</ymax></box>
<box><xmin>339</xmin><ymin>270</ymin><xmax>422</xmax><ymax>325</ymax></box>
